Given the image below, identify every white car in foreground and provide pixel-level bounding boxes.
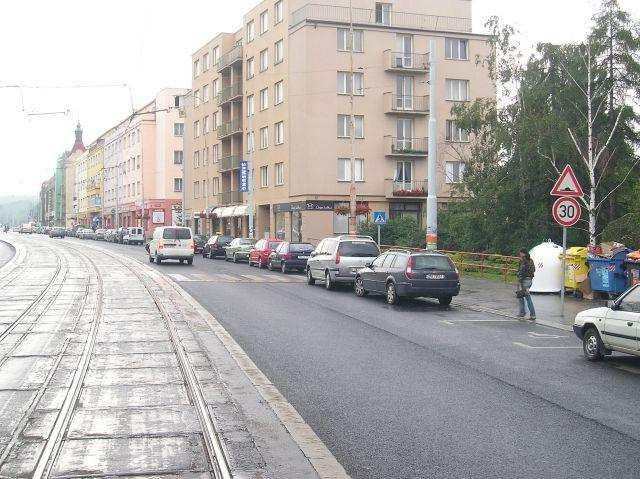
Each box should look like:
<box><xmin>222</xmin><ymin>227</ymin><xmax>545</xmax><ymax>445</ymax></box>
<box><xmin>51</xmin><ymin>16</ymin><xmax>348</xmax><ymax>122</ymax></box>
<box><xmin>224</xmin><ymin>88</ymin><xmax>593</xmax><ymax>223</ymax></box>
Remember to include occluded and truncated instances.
<box><xmin>148</xmin><ymin>226</ymin><xmax>194</xmax><ymax>265</ymax></box>
<box><xmin>573</xmin><ymin>285</ymin><xmax>640</xmax><ymax>361</ymax></box>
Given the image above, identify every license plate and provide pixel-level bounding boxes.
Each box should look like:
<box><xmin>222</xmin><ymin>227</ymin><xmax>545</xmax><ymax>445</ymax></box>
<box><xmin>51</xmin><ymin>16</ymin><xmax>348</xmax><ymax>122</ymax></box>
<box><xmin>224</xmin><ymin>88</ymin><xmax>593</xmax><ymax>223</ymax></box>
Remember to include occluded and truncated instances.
<box><xmin>350</xmin><ymin>268</ymin><xmax>358</xmax><ymax>273</ymax></box>
<box><xmin>299</xmin><ymin>255</ymin><xmax>309</xmax><ymax>259</ymax></box>
<box><xmin>425</xmin><ymin>274</ymin><xmax>445</xmax><ymax>280</ymax></box>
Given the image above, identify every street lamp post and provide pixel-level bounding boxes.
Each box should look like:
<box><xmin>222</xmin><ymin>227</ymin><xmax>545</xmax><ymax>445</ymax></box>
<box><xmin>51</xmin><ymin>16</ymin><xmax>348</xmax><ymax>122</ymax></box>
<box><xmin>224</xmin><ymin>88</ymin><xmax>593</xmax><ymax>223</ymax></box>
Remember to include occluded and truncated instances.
<box><xmin>426</xmin><ymin>39</ymin><xmax>438</xmax><ymax>250</ymax></box>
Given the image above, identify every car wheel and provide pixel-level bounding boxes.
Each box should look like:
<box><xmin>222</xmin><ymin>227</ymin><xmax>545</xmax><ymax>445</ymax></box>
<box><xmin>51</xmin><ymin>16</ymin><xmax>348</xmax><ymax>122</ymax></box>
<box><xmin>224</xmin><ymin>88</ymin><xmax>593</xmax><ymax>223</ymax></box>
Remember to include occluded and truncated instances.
<box><xmin>583</xmin><ymin>327</ymin><xmax>604</xmax><ymax>361</ymax></box>
<box><xmin>267</xmin><ymin>260</ymin><xmax>274</xmax><ymax>271</ymax></box>
<box><xmin>306</xmin><ymin>268</ymin><xmax>315</xmax><ymax>285</ymax></box>
<box><xmin>148</xmin><ymin>255</ymin><xmax>154</xmax><ymax>263</ymax></box>
<box><xmin>233</xmin><ymin>254</ymin><xmax>238</xmax><ymax>263</ymax></box>
<box><xmin>386</xmin><ymin>282</ymin><xmax>399</xmax><ymax>305</ymax></box>
<box><xmin>354</xmin><ymin>276</ymin><xmax>368</xmax><ymax>297</ymax></box>
<box><xmin>281</xmin><ymin>262</ymin><xmax>287</xmax><ymax>274</ymax></box>
<box><xmin>179</xmin><ymin>259</ymin><xmax>184</xmax><ymax>264</ymax></box>
<box><xmin>325</xmin><ymin>271</ymin><xmax>334</xmax><ymax>290</ymax></box>
<box><xmin>155</xmin><ymin>256</ymin><xmax>162</xmax><ymax>265</ymax></box>
<box><xmin>438</xmin><ymin>296</ymin><xmax>452</xmax><ymax>306</ymax></box>
<box><xmin>187</xmin><ymin>258</ymin><xmax>193</xmax><ymax>265</ymax></box>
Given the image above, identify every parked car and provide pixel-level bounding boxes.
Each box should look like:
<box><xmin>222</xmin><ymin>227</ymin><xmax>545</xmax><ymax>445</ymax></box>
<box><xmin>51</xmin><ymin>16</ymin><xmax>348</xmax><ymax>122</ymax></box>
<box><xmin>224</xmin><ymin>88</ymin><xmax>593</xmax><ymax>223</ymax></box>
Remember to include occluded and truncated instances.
<box><xmin>249</xmin><ymin>238</ymin><xmax>283</xmax><ymax>268</ymax></box>
<box><xmin>306</xmin><ymin>235</ymin><xmax>380</xmax><ymax>289</ymax></box>
<box><xmin>148</xmin><ymin>226</ymin><xmax>194</xmax><ymax>265</ymax></box>
<box><xmin>225</xmin><ymin>238</ymin><xmax>256</xmax><ymax>263</ymax></box>
<box><xmin>203</xmin><ymin>235</ymin><xmax>233</xmax><ymax>259</ymax></box>
<box><xmin>573</xmin><ymin>284</ymin><xmax>640</xmax><ymax>361</ymax></box>
<box><xmin>104</xmin><ymin>229</ymin><xmax>115</xmax><ymax>242</ymax></box>
<box><xmin>123</xmin><ymin>227</ymin><xmax>144</xmax><ymax>245</ymax></box>
<box><xmin>82</xmin><ymin>228</ymin><xmax>96</xmax><ymax>240</ymax></box>
<box><xmin>354</xmin><ymin>250</ymin><xmax>460</xmax><ymax>306</ymax></box>
<box><xmin>94</xmin><ymin>228</ymin><xmax>107</xmax><ymax>240</ymax></box>
<box><xmin>19</xmin><ymin>224</ymin><xmax>34</xmax><ymax>234</ymax></box>
<box><xmin>114</xmin><ymin>227</ymin><xmax>126</xmax><ymax>243</ymax></box>
<box><xmin>193</xmin><ymin>234</ymin><xmax>209</xmax><ymax>254</ymax></box>
<box><xmin>268</xmin><ymin>242</ymin><xmax>315</xmax><ymax>273</ymax></box>
<box><xmin>49</xmin><ymin>227</ymin><xmax>66</xmax><ymax>238</ymax></box>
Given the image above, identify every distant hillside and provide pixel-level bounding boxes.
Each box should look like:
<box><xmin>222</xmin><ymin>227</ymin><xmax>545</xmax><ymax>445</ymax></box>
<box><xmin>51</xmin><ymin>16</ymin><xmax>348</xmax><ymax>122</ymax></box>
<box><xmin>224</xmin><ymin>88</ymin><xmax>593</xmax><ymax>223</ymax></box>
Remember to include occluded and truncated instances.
<box><xmin>0</xmin><ymin>196</ymin><xmax>38</xmax><ymax>226</ymax></box>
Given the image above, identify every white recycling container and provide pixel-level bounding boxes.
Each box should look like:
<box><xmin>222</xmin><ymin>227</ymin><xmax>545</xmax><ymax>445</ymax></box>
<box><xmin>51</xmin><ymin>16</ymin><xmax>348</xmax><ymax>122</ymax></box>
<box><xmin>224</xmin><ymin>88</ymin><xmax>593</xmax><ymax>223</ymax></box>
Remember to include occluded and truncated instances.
<box><xmin>529</xmin><ymin>240</ymin><xmax>563</xmax><ymax>293</ymax></box>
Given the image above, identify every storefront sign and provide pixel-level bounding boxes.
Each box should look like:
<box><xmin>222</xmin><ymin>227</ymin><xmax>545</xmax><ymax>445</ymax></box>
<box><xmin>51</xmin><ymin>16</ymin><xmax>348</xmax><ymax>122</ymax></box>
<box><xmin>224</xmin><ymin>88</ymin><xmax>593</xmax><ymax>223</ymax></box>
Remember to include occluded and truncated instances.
<box><xmin>274</xmin><ymin>201</ymin><xmax>335</xmax><ymax>213</ymax></box>
<box><xmin>152</xmin><ymin>210</ymin><xmax>165</xmax><ymax>224</ymax></box>
<box><xmin>305</xmin><ymin>200</ymin><xmax>334</xmax><ymax>211</ymax></box>
<box><xmin>239</xmin><ymin>161</ymin><xmax>249</xmax><ymax>192</ymax></box>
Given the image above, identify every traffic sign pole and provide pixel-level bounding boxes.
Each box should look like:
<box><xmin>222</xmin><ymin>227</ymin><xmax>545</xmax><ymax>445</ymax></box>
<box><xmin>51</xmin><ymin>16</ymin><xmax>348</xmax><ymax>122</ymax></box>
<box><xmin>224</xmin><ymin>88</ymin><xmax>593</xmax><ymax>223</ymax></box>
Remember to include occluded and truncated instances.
<box><xmin>377</xmin><ymin>224</ymin><xmax>381</xmax><ymax>247</ymax></box>
<box><xmin>561</xmin><ymin>227</ymin><xmax>567</xmax><ymax>317</ymax></box>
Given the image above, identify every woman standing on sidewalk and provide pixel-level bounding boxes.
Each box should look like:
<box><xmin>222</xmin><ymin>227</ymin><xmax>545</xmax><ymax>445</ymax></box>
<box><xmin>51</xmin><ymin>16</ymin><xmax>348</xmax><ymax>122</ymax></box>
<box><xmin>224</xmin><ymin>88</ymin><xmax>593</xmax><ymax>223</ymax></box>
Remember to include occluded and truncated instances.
<box><xmin>517</xmin><ymin>249</ymin><xmax>536</xmax><ymax>320</ymax></box>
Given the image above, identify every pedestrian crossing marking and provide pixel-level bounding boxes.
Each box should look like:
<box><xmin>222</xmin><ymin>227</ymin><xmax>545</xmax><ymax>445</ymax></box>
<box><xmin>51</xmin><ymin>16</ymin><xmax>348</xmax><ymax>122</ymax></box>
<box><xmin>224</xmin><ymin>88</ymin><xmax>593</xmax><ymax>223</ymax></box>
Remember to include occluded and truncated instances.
<box><xmin>513</xmin><ymin>342</ymin><xmax>580</xmax><ymax>350</ymax></box>
<box><xmin>167</xmin><ymin>272</ymin><xmax>305</xmax><ymax>284</ymax></box>
<box><xmin>240</xmin><ymin>274</ymin><xmax>271</xmax><ymax>282</ymax></box>
<box><xmin>168</xmin><ymin>273</ymin><xmax>191</xmax><ymax>282</ymax></box>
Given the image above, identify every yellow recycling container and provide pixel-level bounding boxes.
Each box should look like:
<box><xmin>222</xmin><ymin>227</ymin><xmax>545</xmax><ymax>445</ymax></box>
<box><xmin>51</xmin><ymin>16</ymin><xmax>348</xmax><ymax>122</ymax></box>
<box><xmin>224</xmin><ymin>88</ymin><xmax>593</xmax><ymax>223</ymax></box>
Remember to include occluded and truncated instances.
<box><xmin>560</xmin><ymin>247</ymin><xmax>589</xmax><ymax>290</ymax></box>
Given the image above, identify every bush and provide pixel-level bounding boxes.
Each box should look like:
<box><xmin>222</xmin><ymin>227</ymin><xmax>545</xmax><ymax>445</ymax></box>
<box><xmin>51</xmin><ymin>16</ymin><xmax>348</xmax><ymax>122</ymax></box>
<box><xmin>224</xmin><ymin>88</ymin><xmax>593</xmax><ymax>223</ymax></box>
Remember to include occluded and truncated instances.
<box><xmin>360</xmin><ymin>216</ymin><xmax>424</xmax><ymax>247</ymax></box>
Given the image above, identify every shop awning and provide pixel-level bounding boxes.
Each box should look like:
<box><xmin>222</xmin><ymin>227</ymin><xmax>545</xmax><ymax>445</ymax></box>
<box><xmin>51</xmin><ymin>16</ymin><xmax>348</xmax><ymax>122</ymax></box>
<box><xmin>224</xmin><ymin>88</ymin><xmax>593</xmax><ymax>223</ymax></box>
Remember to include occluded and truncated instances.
<box><xmin>233</xmin><ymin>205</ymin><xmax>249</xmax><ymax>217</ymax></box>
<box><xmin>219</xmin><ymin>206</ymin><xmax>236</xmax><ymax>218</ymax></box>
<box><xmin>212</xmin><ymin>207</ymin><xmax>223</xmax><ymax>216</ymax></box>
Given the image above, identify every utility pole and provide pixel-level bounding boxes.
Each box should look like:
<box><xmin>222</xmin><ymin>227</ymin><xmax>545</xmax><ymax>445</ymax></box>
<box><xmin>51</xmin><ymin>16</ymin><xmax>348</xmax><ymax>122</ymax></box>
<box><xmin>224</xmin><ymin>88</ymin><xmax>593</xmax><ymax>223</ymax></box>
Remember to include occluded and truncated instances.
<box><xmin>348</xmin><ymin>0</ymin><xmax>358</xmax><ymax>234</ymax></box>
<box><xmin>426</xmin><ymin>39</ymin><xmax>438</xmax><ymax>250</ymax></box>
<box><xmin>247</xmin><ymin>83</ymin><xmax>255</xmax><ymax>239</ymax></box>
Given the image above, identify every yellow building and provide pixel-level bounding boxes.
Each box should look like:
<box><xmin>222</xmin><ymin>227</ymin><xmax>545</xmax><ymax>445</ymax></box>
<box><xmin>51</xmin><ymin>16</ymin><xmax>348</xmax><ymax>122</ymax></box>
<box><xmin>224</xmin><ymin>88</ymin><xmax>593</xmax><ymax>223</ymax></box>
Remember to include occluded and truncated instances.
<box><xmin>86</xmin><ymin>140</ymin><xmax>105</xmax><ymax>228</ymax></box>
<box><xmin>74</xmin><ymin>150</ymin><xmax>90</xmax><ymax>226</ymax></box>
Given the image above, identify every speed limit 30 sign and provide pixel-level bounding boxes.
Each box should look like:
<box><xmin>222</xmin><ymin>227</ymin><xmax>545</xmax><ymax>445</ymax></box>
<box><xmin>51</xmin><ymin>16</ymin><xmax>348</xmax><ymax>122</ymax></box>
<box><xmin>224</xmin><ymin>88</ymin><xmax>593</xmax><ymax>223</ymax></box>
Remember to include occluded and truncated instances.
<box><xmin>552</xmin><ymin>196</ymin><xmax>582</xmax><ymax>227</ymax></box>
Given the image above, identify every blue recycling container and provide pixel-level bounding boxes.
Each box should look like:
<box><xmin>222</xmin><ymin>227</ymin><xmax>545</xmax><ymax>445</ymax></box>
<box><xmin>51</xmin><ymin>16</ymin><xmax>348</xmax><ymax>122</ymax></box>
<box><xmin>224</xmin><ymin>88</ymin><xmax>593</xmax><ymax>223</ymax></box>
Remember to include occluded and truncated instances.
<box><xmin>588</xmin><ymin>249</ymin><xmax>631</xmax><ymax>295</ymax></box>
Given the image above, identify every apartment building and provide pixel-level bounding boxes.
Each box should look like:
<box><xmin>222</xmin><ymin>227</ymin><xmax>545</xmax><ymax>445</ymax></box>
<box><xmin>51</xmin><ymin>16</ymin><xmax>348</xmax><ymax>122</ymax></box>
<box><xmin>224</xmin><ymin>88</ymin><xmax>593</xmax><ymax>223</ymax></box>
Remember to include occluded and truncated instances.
<box><xmin>39</xmin><ymin>176</ymin><xmax>55</xmax><ymax>226</ymax></box>
<box><xmin>102</xmin><ymin>88</ymin><xmax>188</xmax><ymax>236</ymax></box>
<box><xmin>75</xmin><ymin>140</ymin><xmax>104</xmax><ymax>228</ymax></box>
<box><xmin>60</xmin><ymin>123</ymin><xmax>86</xmax><ymax>227</ymax></box>
<box><xmin>184</xmin><ymin>0</ymin><xmax>494</xmax><ymax>242</ymax></box>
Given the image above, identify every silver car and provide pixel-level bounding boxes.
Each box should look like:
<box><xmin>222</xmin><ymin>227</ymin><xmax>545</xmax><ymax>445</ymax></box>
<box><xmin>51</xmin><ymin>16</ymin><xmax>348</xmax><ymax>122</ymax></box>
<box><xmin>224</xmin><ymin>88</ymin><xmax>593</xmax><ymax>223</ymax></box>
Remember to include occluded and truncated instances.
<box><xmin>306</xmin><ymin>235</ymin><xmax>380</xmax><ymax>290</ymax></box>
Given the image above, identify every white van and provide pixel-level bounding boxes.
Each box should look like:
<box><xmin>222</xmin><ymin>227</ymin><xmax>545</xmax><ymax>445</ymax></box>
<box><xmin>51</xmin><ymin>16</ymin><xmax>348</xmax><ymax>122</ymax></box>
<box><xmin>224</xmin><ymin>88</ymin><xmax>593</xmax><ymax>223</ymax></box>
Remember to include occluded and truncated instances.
<box><xmin>123</xmin><ymin>227</ymin><xmax>144</xmax><ymax>245</ymax></box>
<box><xmin>148</xmin><ymin>226</ymin><xmax>194</xmax><ymax>265</ymax></box>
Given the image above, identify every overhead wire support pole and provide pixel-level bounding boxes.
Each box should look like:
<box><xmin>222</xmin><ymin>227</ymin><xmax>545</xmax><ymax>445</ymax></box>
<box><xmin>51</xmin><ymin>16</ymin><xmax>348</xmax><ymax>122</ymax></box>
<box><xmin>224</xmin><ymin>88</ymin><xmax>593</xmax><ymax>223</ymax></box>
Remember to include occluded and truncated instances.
<box><xmin>426</xmin><ymin>39</ymin><xmax>438</xmax><ymax>251</ymax></box>
<box><xmin>348</xmin><ymin>0</ymin><xmax>358</xmax><ymax>235</ymax></box>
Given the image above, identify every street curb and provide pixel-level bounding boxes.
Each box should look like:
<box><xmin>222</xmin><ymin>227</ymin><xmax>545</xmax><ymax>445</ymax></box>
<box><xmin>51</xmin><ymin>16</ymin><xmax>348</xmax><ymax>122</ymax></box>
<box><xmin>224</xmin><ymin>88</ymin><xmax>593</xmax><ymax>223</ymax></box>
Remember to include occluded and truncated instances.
<box><xmin>453</xmin><ymin>300</ymin><xmax>574</xmax><ymax>332</ymax></box>
<box><xmin>0</xmin><ymin>238</ymin><xmax>25</xmax><ymax>280</ymax></box>
<box><xmin>81</xmin><ymin>241</ymin><xmax>351</xmax><ymax>479</ymax></box>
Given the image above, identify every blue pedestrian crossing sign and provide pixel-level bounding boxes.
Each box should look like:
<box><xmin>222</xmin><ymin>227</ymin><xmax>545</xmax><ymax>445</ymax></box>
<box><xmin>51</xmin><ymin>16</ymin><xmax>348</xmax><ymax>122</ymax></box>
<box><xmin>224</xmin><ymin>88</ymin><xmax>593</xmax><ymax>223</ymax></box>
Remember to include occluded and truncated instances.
<box><xmin>373</xmin><ymin>211</ymin><xmax>387</xmax><ymax>225</ymax></box>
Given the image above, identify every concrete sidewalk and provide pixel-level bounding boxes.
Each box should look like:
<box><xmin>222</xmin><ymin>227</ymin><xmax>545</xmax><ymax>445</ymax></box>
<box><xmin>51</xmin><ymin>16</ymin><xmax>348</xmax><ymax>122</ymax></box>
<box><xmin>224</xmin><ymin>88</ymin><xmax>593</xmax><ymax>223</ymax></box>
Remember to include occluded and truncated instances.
<box><xmin>453</xmin><ymin>277</ymin><xmax>606</xmax><ymax>331</ymax></box>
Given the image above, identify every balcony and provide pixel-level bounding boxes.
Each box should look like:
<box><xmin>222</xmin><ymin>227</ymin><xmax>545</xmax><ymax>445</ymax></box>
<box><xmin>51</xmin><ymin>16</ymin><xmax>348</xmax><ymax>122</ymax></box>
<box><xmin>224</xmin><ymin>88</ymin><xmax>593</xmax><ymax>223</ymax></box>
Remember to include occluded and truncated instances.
<box><xmin>218</xmin><ymin>83</ymin><xmax>243</xmax><ymax>105</ymax></box>
<box><xmin>384</xmin><ymin>93</ymin><xmax>429</xmax><ymax>115</ymax></box>
<box><xmin>386</xmin><ymin>137</ymin><xmax>428</xmax><ymax>157</ymax></box>
<box><xmin>217</xmin><ymin>120</ymin><xmax>243</xmax><ymax>140</ymax></box>
<box><xmin>385</xmin><ymin>179</ymin><xmax>427</xmax><ymax>199</ymax></box>
<box><xmin>290</xmin><ymin>4</ymin><xmax>471</xmax><ymax>33</ymax></box>
<box><xmin>217</xmin><ymin>45</ymin><xmax>243</xmax><ymax>72</ymax></box>
<box><xmin>218</xmin><ymin>155</ymin><xmax>242</xmax><ymax>173</ymax></box>
<box><xmin>384</xmin><ymin>51</ymin><xmax>429</xmax><ymax>73</ymax></box>
<box><xmin>217</xmin><ymin>190</ymin><xmax>243</xmax><ymax>205</ymax></box>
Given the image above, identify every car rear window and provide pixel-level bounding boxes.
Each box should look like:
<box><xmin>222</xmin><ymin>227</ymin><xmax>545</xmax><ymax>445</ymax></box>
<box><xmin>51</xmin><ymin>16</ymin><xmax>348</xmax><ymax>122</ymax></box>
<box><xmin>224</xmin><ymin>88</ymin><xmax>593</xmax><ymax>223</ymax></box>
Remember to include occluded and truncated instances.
<box><xmin>268</xmin><ymin>242</ymin><xmax>281</xmax><ymax>249</ymax></box>
<box><xmin>412</xmin><ymin>255</ymin><xmax>455</xmax><ymax>271</ymax></box>
<box><xmin>218</xmin><ymin>236</ymin><xmax>233</xmax><ymax>244</ymax></box>
<box><xmin>337</xmin><ymin>241</ymin><xmax>380</xmax><ymax>257</ymax></box>
<box><xmin>240</xmin><ymin>238</ymin><xmax>254</xmax><ymax>245</ymax></box>
<box><xmin>162</xmin><ymin>228</ymin><xmax>191</xmax><ymax>240</ymax></box>
<box><xmin>290</xmin><ymin>243</ymin><xmax>314</xmax><ymax>253</ymax></box>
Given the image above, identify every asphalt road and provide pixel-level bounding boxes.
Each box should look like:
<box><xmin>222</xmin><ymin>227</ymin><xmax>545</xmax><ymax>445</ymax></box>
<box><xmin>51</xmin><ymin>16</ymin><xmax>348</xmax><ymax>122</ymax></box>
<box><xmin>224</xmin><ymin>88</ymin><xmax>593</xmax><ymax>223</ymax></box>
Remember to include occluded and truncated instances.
<box><xmin>65</xmin><ymin>237</ymin><xmax>640</xmax><ymax>479</ymax></box>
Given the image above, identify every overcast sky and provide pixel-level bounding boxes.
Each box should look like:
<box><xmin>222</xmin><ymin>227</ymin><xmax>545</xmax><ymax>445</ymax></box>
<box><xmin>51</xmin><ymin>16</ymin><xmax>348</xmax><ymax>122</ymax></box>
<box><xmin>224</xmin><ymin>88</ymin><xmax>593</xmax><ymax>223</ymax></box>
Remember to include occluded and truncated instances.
<box><xmin>1</xmin><ymin>0</ymin><xmax>638</xmax><ymax>198</ymax></box>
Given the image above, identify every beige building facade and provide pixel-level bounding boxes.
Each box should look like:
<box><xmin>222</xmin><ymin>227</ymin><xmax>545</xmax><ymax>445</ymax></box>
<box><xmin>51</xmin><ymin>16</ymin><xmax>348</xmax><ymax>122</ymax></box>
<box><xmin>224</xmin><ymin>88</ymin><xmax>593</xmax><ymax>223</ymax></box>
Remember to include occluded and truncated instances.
<box><xmin>184</xmin><ymin>0</ymin><xmax>494</xmax><ymax>243</ymax></box>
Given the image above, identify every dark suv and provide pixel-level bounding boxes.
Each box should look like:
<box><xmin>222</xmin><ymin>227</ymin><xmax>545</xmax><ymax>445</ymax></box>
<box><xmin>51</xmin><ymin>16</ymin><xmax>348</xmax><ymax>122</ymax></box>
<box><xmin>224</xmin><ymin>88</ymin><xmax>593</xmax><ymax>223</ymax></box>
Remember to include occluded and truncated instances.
<box><xmin>354</xmin><ymin>250</ymin><xmax>460</xmax><ymax>306</ymax></box>
<box><xmin>203</xmin><ymin>235</ymin><xmax>233</xmax><ymax>259</ymax></box>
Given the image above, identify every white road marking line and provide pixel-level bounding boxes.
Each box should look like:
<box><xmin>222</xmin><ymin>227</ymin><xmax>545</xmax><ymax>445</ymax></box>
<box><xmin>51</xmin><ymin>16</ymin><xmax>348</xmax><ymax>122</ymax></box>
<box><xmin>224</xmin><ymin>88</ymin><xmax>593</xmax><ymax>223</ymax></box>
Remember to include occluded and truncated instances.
<box><xmin>240</xmin><ymin>274</ymin><xmax>267</xmax><ymax>282</ymax></box>
<box><xmin>527</xmin><ymin>332</ymin><xmax>566</xmax><ymax>339</ymax></box>
<box><xmin>213</xmin><ymin>273</ymin><xmax>240</xmax><ymax>282</ymax></box>
<box><xmin>167</xmin><ymin>273</ymin><xmax>192</xmax><ymax>282</ymax></box>
<box><xmin>513</xmin><ymin>342</ymin><xmax>580</xmax><ymax>349</ymax></box>
<box><xmin>614</xmin><ymin>365</ymin><xmax>640</xmax><ymax>375</ymax></box>
<box><xmin>439</xmin><ymin>320</ymin><xmax>455</xmax><ymax>326</ymax></box>
<box><xmin>445</xmin><ymin>319</ymin><xmax>522</xmax><ymax>323</ymax></box>
<box><xmin>190</xmin><ymin>273</ymin><xmax>209</xmax><ymax>281</ymax></box>
<box><xmin>269</xmin><ymin>275</ymin><xmax>291</xmax><ymax>282</ymax></box>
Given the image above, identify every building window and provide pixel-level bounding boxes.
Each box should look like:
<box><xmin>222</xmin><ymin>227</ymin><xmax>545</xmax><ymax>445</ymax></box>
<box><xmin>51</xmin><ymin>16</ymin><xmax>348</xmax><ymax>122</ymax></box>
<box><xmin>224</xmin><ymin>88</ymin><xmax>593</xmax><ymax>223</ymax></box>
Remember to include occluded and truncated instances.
<box><xmin>194</xmin><ymin>181</ymin><xmax>200</xmax><ymax>198</ymax></box>
<box><xmin>212</xmin><ymin>144</ymin><xmax>219</xmax><ymax>163</ymax></box>
<box><xmin>174</xmin><ymin>95</ymin><xmax>182</xmax><ymax>108</ymax></box>
<box><xmin>194</xmin><ymin>89</ymin><xmax>201</xmax><ymax>107</ymax></box>
<box><xmin>203</xmin><ymin>52</ymin><xmax>210</xmax><ymax>70</ymax></box>
<box><xmin>274</xmin><ymin>80</ymin><xmax>284</xmax><ymax>104</ymax></box>
<box><xmin>174</xmin><ymin>178</ymin><xmax>183</xmax><ymax>192</ymax></box>
<box><xmin>445</xmin><ymin>38</ymin><xmax>469</xmax><ymax>60</ymax></box>
<box><xmin>212</xmin><ymin>46</ymin><xmax>220</xmax><ymax>65</ymax></box>
<box><xmin>212</xmin><ymin>177</ymin><xmax>220</xmax><ymax>195</ymax></box>
<box><xmin>445</xmin><ymin>161</ymin><xmax>466</xmax><ymax>183</ymax></box>
<box><xmin>337</xmin><ymin>71</ymin><xmax>364</xmax><ymax>95</ymax></box>
<box><xmin>445</xmin><ymin>79</ymin><xmax>470</xmax><ymax>101</ymax></box>
<box><xmin>194</xmin><ymin>120</ymin><xmax>200</xmax><ymax>138</ymax></box>
<box><xmin>337</xmin><ymin>28</ymin><xmax>364</xmax><ymax>52</ymax></box>
<box><xmin>203</xmin><ymin>115</ymin><xmax>210</xmax><ymax>133</ymax></box>
<box><xmin>337</xmin><ymin>158</ymin><xmax>363</xmax><ymax>181</ymax></box>
<box><xmin>354</xmin><ymin>115</ymin><xmax>364</xmax><ymax>138</ymax></box>
<box><xmin>259</xmin><ymin>49</ymin><xmax>269</xmax><ymax>72</ymax></box>
<box><xmin>212</xmin><ymin>111</ymin><xmax>219</xmax><ymax>130</ymax></box>
<box><xmin>247</xmin><ymin>20</ymin><xmax>255</xmax><ymax>42</ymax></box>
<box><xmin>260</xmin><ymin>10</ymin><xmax>269</xmax><ymax>35</ymax></box>
<box><xmin>173</xmin><ymin>150</ymin><xmax>183</xmax><ymax>165</ymax></box>
<box><xmin>247</xmin><ymin>95</ymin><xmax>255</xmax><ymax>116</ymax></box>
<box><xmin>275</xmin><ymin>39</ymin><xmax>284</xmax><ymax>64</ymax></box>
<box><xmin>275</xmin><ymin>121</ymin><xmax>284</xmax><ymax>144</ymax></box>
<box><xmin>260</xmin><ymin>126</ymin><xmax>269</xmax><ymax>149</ymax></box>
<box><xmin>203</xmin><ymin>147</ymin><xmax>209</xmax><ymax>166</ymax></box>
<box><xmin>395</xmin><ymin>161</ymin><xmax>412</xmax><ymax>182</ymax></box>
<box><xmin>259</xmin><ymin>88</ymin><xmax>269</xmax><ymax>110</ymax></box>
<box><xmin>203</xmin><ymin>84</ymin><xmax>210</xmax><ymax>102</ymax></box>
<box><xmin>260</xmin><ymin>165</ymin><xmax>269</xmax><ymax>187</ymax></box>
<box><xmin>247</xmin><ymin>132</ymin><xmax>255</xmax><ymax>152</ymax></box>
<box><xmin>337</xmin><ymin>115</ymin><xmax>364</xmax><ymax>138</ymax></box>
<box><xmin>193</xmin><ymin>59</ymin><xmax>200</xmax><ymax>77</ymax></box>
<box><xmin>173</xmin><ymin>123</ymin><xmax>184</xmax><ymax>137</ymax></box>
<box><xmin>247</xmin><ymin>57</ymin><xmax>255</xmax><ymax>79</ymax></box>
<box><xmin>212</xmin><ymin>79</ymin><xmax>220</xmax><ymax>97</ymax></box>
<box><xmin>275</xmin><ymin>0</ymin><xmax>284</xmax><ymax>24</ymax></box>
<box><xmin>445</xmin><ymin>120</ymin><xmax>470</xmax><ymax>142</ymax></box>
<box><xmin>375</xmin><ymin>3</ymin><xmax>392</xmax><ymax>25</ymax></box>
<box><xmin>275</xmin><ymin>162</ymin><xmax>284</xmax><ymax>185</ymax></box>
<box><xmin>194</xmin><ymin>150</ymin><xmax>200</xmax><ymax>168</ymax></box>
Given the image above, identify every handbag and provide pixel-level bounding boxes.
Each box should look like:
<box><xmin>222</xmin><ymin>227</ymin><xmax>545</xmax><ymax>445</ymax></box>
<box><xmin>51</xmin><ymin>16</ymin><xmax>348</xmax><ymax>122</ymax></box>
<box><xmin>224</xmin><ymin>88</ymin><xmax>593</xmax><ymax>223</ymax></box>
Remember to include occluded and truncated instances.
<box><xmin>515</xmin><ymin>290</ymin><xmax>526</xmax><ymax>299</ymax></box>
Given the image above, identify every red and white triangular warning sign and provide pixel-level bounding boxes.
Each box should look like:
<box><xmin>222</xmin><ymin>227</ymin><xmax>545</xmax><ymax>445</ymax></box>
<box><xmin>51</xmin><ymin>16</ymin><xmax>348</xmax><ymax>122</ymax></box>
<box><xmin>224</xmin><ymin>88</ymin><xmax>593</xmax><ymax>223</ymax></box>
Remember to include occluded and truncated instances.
<box><xmin>551</xmin><ymin>165</ymin><xmax>584</xmax><ymax>197</ymax></box>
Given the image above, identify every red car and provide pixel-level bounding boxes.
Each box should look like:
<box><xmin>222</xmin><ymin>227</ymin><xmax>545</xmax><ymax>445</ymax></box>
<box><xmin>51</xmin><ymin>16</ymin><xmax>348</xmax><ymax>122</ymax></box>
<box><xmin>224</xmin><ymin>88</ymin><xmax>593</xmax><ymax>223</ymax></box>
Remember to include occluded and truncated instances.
<box><xmin>248</xmin><ymin>238</ymin><xmax>283</xmax><ymax>268</ymax></box>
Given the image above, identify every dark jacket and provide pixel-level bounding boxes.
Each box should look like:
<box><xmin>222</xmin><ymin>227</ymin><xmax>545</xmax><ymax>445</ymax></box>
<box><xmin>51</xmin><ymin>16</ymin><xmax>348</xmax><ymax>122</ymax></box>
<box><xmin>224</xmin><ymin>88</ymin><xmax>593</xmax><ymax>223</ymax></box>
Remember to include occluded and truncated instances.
<box><xmin>517</xmin><ymin>258</ymin><xmax>535</xmax><ymax>280</ymax></box>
